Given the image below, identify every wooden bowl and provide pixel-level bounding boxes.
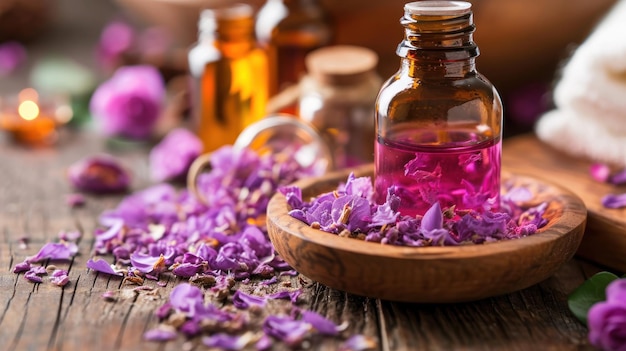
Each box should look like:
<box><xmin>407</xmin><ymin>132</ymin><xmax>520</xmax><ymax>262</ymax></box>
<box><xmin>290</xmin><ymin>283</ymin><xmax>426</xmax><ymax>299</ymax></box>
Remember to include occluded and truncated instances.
<box><xmin>267</xmin><ymin>164</ymin><xmax>587</xmax><ymax>303</ymax></box>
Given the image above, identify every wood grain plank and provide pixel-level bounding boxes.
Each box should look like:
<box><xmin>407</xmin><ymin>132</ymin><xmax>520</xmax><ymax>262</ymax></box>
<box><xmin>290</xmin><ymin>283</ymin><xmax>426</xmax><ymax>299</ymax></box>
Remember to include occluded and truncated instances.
<box><xmin>378</xmin><ymin>261</ymin><xmax>594</xmax><ymax>351</ymax></box>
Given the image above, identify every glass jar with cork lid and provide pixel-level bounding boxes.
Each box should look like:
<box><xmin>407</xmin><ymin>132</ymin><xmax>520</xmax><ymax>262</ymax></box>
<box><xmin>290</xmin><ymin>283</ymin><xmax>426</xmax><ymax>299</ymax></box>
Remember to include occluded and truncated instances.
<box><xmin>298</xmin><ymin>45</ymin><xmax>382</xmax><ymax>169</ymax></box>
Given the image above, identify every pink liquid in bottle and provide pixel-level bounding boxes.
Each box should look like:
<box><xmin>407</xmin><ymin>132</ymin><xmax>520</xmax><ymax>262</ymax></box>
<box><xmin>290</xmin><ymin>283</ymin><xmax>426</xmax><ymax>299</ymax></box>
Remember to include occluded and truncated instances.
<box><xmin>375</xmin><ymin>129</ymin><xmax>501</xmax><ymax>217</ymax></box>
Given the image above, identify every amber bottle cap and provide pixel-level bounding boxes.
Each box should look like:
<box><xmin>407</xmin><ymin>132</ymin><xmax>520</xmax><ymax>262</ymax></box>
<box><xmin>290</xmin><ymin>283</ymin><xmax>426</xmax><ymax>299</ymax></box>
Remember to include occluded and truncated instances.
<box><xmin>305</xmin><ymin>45</ymin><xmax>379</xmax><ymax>86</ymax></box>
<box><xmin>405</xmin><ymin>1</ymin><xmax>471</xmax><ymax>16</ymax></box>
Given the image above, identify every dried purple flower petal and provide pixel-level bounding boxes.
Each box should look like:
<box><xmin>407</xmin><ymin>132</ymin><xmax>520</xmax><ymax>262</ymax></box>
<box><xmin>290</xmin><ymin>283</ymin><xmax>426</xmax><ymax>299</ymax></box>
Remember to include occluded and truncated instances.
<box><xmin>58</xmin><ymin>230</ymin><xmax>82</xmax><ymax>242</ymax></box>
<box><xmin>24</xmin><ymin>270</ymin><xmax>44</xmax><ymax>283</ymax></box>
<box><xmin>603</xmin><ymin>193</ymin><xmax>626</xmax><ymax>209</ymax></box>
<box><xmin>137</xmin><ymin>26</ymin><xmax>172</xmax><ymax>58</ymax></box>
<box><xmin>65</xmin><ymin>193</ymin><xmax>86</xmax><ymax>208</ymax></box>
<box><xmin>86</xmin><ymin>258</ymin><xmax>123</xmax><ymax>276</ymax></box>
<box><xmin>130</xmin><ymin>252</ymin><xmax>160</xmax><ymax>273</ymax></box>
<box><xmin>179</xmin><ymin>320</ymin><xmax>202</xmax><ymax>337</ymax></box>
<box><xmin>370</xmin><ymin>190</ymin><xmax>400</xmax><ymax>228</ymax></box>
<box><xmin>101</xmin><ymin>290</ymin><xmax>117</xmax><ymax>301</ymax></box>
<box><xmin>172</xmin><ymin>263</ymin><xmax>202</xmax><ymax>277</ymax></box>
<box><xmin>26</xmin><ymin>242</ymin><xmax>78</xmax><ymax>263</ymax></box>
<box><xmin>232</xmin><ymin>290</ymin><xmax>267</xmax><ymax>309</ymax></box>
<box><xmin>90</xmin><ymin>65</ymin><xmax>165</xmax><ymax>140</ymax></box>
<box><xmin>202</xmin><ymin>333</ymin><xmax>253</xmax><ymax>350</ymax></box>
<box><xmin>255</xmin><ymin>334</ymin><xmax>273</xmax><ymax>351</ymax></box>
<box><xmin>501</xmin><ymin>186</ymin><xmax>533</xmax><ymax>204</ymax></box>
<box><xmin>610</xmin><ymin>169</ymin><xmax>626</xmax><ymax>185</ymax></box>
<box><xmin>144</xmin><ymin>327</ymin><xmax>178</xmax><ymax>342</ymax></box>
<box><xmin>344</xmin><ymin>173</ymin><xmax>374</xmax><ymax>200</ymax></box>
<box><xmin>149</xmin><ymin>128</ymin><xmax>203</xmax><ymax>182</ymax></box>
<box><xmin>420</xmin><ymin>202</ymin><xmax>454</xmax><ymax>245</ymax></box>
<box><xmin>97</xmin><ymin>21</ymin><xmax>136</xmax><ymax>70</ymax></box>
<box><xmin>68</xmin><ymin>155</ymin><xmax>130</xmax><ymax>194</ymax></box>
<box><xmin>332</xmin><ymin>195</ymin><xmax>372</xmax><ymax>232</ymax></box>
<box><xmin>517</xmin><ymin>203</ymin><xmax>547</xmax><ymax>228</ymax></box>
<box><xmin>24</xmin><ymin>266</ymin><xmax>47</xmax><ymax>283</ymax></box>
<box><xmin>301</xmin><ymin>310</ymin><xmax>344</xmax><ymax>336</ymax></box>
<box><xmin>30</xmin><ymin>266</ymin><xmax>47</xmax><ymax>275</ymax></box>
<box><xmin>269</xmin><ymin>290</ymin><xmax>302</xmax><ymax>304</ymax></box>
<box><xmin>340</xmin><ymin>334</ymin><xmax>378</xmax><ymax>351</ymax></box>
<box><xmin>169</xmin><ymin>283</ymin><xmax>204</xmax><ymax>317</ymax></box>
<box><xmin>50</xmin><ymin>269</ymin><xmax>70</xmax><ymax>287</ymax></box>
<box><xmin>0</xmin><ymin>41</ymin><xmax>27</xmax><ymax>76</ymax></box>
<box><xmin>279</xmin><ymin>185</ymin><xmax>303</xmax><ymax>209</ymax></box>
<box><xmin>590</xmin><ymin>163</ymin><xmax>611</xmax><ymax>183</ymax></box>
<box><xmin>263</xmin><ymin>315</ymin><xmax>312</xmax><ymax>347</ymax></box>
<box><xmin>12</xmin><ymin>261</ymin><xmax>31</xmax><ymax>273</ymax></box>
<box><xmin>279</xmin><ymin>269</ymin><xmax>299</xmax><ymax>277</ymax></box>
<box><xmin>261</xmin><ymin>276</ymin><xmax>278</xmax><ymax>286</ymax></box>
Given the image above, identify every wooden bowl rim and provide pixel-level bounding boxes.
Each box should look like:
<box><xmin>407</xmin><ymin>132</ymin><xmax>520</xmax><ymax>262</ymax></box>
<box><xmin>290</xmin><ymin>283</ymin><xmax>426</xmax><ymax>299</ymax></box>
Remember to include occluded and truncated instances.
<box><xmin>268</xmin><ymin>167</ymin><xmax>587</xmax><ymax>261</ymax></box>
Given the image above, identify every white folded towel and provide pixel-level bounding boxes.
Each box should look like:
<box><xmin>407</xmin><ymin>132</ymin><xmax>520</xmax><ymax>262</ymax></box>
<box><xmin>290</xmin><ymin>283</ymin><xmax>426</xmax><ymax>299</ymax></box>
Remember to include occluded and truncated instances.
<box><xmin>535</xmin><ymin>0</ymin><xmax>626</xmax><ymax>167</ymax></box>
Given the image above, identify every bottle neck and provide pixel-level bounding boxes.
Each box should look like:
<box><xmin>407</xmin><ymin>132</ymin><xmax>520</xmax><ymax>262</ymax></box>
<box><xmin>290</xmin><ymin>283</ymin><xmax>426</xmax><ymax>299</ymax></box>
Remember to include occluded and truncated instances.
<box><xmin>198</xmin><ymin>5</ymin><xmax>256</xmax><ymax>49</ymax></box>
<box><xmin>199</xmin><ymin>16</ymin><xmax>256</xmax><ymax>54</ymax></box>
<box><xmin>397</xmin><ymin>10</ymin><xmax>478</xmax><ymax>77</ymax></box>
<box><xmin>282</xmin><ymin>0</ymin><xmax>321</xmax><ymax>8</ymax></box>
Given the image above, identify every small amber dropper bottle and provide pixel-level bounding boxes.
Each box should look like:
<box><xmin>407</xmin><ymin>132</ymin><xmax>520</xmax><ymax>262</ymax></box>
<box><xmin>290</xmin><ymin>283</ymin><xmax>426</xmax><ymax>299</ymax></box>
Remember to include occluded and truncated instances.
<box><xmin>188</xmin><ymin>4</ymin><xmax>269</xmax><ymax>153</ymax></box>
<box><xmin>256</xmin><ymin>0</ymin><xmax>333</xmax><ymax>97</ymax></box>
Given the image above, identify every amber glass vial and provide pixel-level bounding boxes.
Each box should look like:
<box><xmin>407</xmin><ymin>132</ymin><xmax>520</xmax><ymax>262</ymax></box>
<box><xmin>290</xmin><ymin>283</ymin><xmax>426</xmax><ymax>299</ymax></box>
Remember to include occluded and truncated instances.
<box><xmin>256</xmin><ymin>0</ymin><xmax>332</xmax><ymax>96</ymax></box>
<box><xmin>375</xmin><ymin>1</ymin><xmax>503</xmax><ymax>216</ymax></box>
<box><xmin>188</xmin><ymin>4</ymin><xmax>269</xmax><ymax>152</ymax></box>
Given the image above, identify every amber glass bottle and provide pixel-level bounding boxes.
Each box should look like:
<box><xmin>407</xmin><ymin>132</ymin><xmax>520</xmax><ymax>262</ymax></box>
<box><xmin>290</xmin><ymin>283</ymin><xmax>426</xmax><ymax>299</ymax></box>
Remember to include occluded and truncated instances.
<box><xmin>188</xmin><ymin>4</ymin><xmax>269</xmax><ymax>152</ymax></box>
<box><xmin>255</xmin><ymin>0</ymin><xmax>332</xmax><ymax>96</ymax></box>
<box><xmin>375</xmin><ymin>1</ymin><xmax>502</xmax><ymax>217</ymax></box>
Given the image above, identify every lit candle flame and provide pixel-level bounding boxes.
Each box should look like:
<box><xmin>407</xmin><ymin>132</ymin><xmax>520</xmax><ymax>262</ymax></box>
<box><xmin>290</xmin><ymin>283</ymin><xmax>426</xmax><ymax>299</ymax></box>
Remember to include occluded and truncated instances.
<box><xmin>18</xmin><ymin>100</ymin><xmax>40</xmax><ymax>121</ymax></box>
<box><xmin>17</xmin><ymin>88</ymin><xmax>40</xmax><ymax>121</ymax></box>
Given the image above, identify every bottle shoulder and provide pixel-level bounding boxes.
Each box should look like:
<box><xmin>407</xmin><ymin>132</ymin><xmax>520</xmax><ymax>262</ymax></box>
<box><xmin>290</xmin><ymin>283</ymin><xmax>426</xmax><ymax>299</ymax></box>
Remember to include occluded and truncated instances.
<box><xmin>377</xmin><ymin>71</ymin><xmax>501</xmax><ymax>105</ymax></box>
<box><xmin>188</xmin><ymin>44</ymin><xmax>221</xmax><ymax>77</ymax></box>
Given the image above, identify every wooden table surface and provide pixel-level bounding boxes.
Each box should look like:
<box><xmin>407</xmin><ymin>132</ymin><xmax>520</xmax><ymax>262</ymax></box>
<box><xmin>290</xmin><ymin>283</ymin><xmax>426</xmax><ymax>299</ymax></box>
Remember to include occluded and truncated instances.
<box><xmin>0</xmin><ymin>131</ymin><xmax>610</xmax><ymax>351</ymax></box>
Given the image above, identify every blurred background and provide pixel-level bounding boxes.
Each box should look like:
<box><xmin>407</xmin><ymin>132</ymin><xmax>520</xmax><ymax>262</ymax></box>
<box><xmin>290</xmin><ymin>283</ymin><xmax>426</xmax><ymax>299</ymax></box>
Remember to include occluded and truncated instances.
<box><xmin>0</xmin><ymin>0</ymin><xmax>619</xmax><ymax>137</ymax></box>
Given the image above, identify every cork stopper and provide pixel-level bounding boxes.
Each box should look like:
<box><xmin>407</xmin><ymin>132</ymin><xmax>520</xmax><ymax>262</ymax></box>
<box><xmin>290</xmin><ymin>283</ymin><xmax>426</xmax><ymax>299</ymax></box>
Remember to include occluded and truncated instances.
<box><xmin>404</xmin><ymin>1</ymin><xmax>471</xmax><ymax>16</ymax></box>
<box><xmin>305</xmin><ymin>45</ymin><xmax>379</xmax><ymax>86</ymax></box>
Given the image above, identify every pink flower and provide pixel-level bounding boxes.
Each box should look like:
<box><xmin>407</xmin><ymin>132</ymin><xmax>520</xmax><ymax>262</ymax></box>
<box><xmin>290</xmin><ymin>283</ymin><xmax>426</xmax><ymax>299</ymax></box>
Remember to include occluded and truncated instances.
<box><xmin>90</xmin><ymin>65</ymin><xmax>165</xmax><ymax>139</ymax></box>
<box><xmin>590</xmin><ymin>163</ymin><xmax>611</xmax><ymax>183</ymax></box>
<box><xmin>97</xmin><ymin>21</ymin><xmax>136</xmax><ymax>70</ymax></box>
<box><xmin>0</xmin><ymin>41</ymin><xmax>27</xmax><ymax>76</ymax></box>
<box><xmin>588</xmin><ymin>279</ymin><xmax>626</xmax><ymax>351</ymax></box>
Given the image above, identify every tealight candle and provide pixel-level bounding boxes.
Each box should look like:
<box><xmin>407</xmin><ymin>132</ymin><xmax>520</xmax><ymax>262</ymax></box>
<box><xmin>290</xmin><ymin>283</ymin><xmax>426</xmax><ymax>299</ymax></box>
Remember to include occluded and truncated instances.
<box><xmin>0</xmin><ymin>88</ymin><xmax>72</xmax><ymax>146</ymax></box>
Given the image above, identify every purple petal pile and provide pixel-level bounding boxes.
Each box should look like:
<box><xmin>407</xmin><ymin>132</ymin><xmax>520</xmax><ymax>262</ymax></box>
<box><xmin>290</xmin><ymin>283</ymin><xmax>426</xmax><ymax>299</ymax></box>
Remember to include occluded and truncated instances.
<box><xmin>282</xmin><ymin>173</ymin><xmax>548</xmax><ymax>246</ymax></box>
<box><xmin>78</xmin><ymin>145</ymin><xmax>375</xmax><ymax>348</ymax></box>
<box><xmin>90</xmin><ymin>65</ymin><xmax>165</xmax><ymax>140</ymax></box>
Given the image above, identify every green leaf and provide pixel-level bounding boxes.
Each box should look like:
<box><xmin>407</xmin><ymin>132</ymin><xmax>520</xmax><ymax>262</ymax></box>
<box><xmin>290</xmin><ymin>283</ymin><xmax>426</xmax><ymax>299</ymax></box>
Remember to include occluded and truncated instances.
<box><xmin>568</xmin><ymin>271</ymin><xmax>619</xmax><ymax>325</ymax></box>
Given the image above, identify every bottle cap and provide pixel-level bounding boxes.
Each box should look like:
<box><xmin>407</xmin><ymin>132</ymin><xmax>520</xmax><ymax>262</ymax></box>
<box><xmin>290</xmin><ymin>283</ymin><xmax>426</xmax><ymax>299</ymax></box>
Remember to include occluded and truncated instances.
<box><xmin>305</xmin><ymin>45</ymin><xmax>379</xmax><ymax>86</ymax></box>
<box><xmin>199</xmin><ymin>3</ymin><xmax>254</xmax><ymax>35</ymax></box>
<box><xmin>405</xmin><ymin>1</ymin><xmax>471</xmax><ymax>16</ymax></box>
